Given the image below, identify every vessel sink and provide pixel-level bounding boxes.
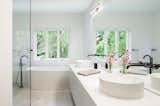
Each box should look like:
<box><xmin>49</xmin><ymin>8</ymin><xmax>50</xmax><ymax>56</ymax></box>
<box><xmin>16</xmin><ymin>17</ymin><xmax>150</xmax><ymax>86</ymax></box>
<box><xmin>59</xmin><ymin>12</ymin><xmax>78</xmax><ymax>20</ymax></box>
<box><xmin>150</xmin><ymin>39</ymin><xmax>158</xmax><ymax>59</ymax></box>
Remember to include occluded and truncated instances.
<box><xmin>99</xmin><ymin>74</ymin><xmax>144</xmax><ymax>99</ymax></box>
<box><xmin>76</xmin><ymin>60</ymin><xmax>92</xmax><ymax>68</ymax></box>
<box><xmin>151</xmin><ymin>73</ymin><xmax>160</xmax><ymax>92</ymax></box>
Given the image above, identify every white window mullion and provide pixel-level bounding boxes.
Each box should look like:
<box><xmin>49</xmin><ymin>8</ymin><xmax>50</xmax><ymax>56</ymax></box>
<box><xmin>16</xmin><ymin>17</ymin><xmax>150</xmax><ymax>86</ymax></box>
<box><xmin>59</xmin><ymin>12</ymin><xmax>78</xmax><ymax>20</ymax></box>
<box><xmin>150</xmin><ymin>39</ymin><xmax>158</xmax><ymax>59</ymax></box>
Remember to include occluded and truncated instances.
<box><xmin>45</xmin><ymin>31</ymin><xmax>49</xmax><ymax>58</ymax></box>
<box><xmin>104</xmin><ymin>31</ymin><xmax>108</xmax><ymax>55</ymax></box>
<box><xmin>57</xmin><ymin>30</ymin><xmax>60</xmax><ymax>58</ymax></box>
<box><xmin>34</xmin><ymin>32</ymin><xmax>38</xmax><ymax>59</ymax></box>
<box><xmin>115</xmin><ymin>31</ymin><xmax>119</xmax><ymax>58</ymax></box>
<box><xmin>127</xmin><ymin>31</ymin><xmax>132</xmax><ymax>60</ymax></box>
<box><xmin>126</xmin><ymin>31</ymin><xmax>131</xmax><ymax>51</ymax></box>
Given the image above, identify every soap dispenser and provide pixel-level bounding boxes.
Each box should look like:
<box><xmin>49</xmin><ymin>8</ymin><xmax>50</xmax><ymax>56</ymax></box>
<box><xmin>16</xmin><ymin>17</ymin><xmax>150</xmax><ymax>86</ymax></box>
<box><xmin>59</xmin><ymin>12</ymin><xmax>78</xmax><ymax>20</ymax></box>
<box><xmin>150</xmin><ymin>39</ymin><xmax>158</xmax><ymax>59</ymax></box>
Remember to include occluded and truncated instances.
<box><xmin>105</xmin><ymin>63</ymin><xmax>108</xmax><ymax>69</ymax></box>
<box><xmin>94</xmin><ymin>63</ymin><xmax>98</xmax><ymax>69</ymax></box>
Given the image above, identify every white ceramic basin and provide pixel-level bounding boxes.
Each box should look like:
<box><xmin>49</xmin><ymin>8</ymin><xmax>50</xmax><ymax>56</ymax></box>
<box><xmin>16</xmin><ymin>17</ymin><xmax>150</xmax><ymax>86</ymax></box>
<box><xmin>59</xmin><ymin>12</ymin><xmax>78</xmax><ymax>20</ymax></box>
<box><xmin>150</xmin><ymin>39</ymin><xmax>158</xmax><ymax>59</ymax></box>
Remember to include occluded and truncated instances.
<box><xmin>76</xmin><ymin>60</ymin><xmax>92</xmax><ymax>68</ymax></box>
<box><xmin>99</xmin><ymin>74</ymin><xmax>144</xmax><ymax>99</ymax></box>
<box><xmin>151</xmin><ymin>73</ymin><xmax>160</xmax><ymax>92</ymax></box>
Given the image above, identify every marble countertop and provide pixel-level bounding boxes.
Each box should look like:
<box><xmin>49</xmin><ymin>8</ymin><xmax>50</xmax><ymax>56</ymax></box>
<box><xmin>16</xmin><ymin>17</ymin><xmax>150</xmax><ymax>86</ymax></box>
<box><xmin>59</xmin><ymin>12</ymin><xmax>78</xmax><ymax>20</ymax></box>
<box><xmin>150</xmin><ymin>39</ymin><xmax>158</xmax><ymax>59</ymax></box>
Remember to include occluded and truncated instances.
<box><xmin>70</xmin><ymin>64</ymin><xmax>160</xmax><ymax>106</ymax></box>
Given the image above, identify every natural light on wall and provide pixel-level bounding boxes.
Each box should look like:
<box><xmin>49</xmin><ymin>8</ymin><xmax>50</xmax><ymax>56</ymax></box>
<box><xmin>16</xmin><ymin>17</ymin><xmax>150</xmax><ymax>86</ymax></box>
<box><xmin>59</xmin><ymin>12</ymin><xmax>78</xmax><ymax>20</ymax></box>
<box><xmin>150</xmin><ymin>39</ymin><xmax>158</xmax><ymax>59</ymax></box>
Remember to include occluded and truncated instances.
<box><xmin>90</xmin><ymin>0</ymin><xmax>104</xmax><ymax>17</ymax></box>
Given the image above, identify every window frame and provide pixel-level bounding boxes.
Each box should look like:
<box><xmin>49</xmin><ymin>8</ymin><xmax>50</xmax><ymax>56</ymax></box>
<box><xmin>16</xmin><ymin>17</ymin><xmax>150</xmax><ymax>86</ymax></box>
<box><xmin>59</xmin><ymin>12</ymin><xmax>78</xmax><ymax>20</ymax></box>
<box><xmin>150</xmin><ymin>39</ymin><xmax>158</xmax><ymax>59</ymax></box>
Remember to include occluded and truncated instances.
<box><xmin>33</xmin><ymin>28</ymin><xmax>70</xmax><ymax>61</ymax></box>
<box><xmin>96</xmin><ymin>29</ymin><xmax>131</xmax><ymax>59</ymax></box>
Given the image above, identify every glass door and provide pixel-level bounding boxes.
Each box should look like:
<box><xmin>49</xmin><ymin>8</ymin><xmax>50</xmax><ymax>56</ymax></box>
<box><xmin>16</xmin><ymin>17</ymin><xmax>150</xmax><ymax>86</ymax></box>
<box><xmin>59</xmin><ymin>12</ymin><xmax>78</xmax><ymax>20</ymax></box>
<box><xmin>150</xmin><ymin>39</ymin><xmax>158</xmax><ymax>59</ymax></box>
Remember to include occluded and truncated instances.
<box><xmin>12</xmin><ymin>0</ymin><xmax>31</xmax><ymax>106</ymax></box>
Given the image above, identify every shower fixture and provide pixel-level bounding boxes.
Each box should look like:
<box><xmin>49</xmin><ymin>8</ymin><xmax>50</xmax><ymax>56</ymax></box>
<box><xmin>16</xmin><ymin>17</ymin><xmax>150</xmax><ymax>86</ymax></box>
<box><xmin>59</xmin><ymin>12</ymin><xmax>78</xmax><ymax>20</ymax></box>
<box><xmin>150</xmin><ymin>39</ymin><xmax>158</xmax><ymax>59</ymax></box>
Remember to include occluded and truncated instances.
<box><xmin>16</xmin><ymin>55</ymin><xmax>28</xmax><ymax>88</ymax></box>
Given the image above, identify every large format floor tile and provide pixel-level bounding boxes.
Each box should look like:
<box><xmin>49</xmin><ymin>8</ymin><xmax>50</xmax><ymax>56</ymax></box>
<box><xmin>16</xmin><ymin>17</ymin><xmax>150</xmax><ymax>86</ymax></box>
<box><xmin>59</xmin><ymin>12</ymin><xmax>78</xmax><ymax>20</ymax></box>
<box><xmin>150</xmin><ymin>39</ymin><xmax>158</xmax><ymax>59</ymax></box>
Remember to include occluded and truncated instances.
<box><xmin>13</xmin><ymin>87</ymin><xmax>74</xmax><ymax>106</ymax></box>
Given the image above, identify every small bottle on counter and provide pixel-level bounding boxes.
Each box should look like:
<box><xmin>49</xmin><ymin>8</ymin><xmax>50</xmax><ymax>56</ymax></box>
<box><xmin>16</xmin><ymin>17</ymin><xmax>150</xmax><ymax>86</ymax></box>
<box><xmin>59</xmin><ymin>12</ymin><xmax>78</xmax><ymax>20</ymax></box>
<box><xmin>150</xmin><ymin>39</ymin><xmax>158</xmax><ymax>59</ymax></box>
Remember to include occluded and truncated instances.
<box><xmin>105</xmin><ymin>63</ymin><xmax>108</xmax><ymax>69</ymax></box>
<box><xmin>94</xmin><ymin>63</ymin><xmax>98</xmax><ymax>69</ymax></box>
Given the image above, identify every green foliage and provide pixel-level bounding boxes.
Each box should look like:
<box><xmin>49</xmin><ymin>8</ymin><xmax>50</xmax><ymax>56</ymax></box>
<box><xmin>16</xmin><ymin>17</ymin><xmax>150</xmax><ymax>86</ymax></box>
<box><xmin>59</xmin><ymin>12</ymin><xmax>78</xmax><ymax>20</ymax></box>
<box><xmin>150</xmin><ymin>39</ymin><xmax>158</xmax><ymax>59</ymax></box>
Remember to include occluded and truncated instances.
<box><xmin>96</xmin><ymin>31</ymin><xmax>104</xmax><ymax>55</ymax></box>
<box><xmin>48</xmin><ymin>31</ymin><xmax>57</xmax><ymax>58</ymax></box>
<box><xmin>60</xmin><ymin>31</ymin><xmax>68</xmax><ymax>58</ymax></box>
<box><xmin>37</xmin><ymin>31</ymin><xmax>45</xmax><ymax>57</ymax></box>
<box><xmin>119</xmin><ymin>31</ymin><xmax>126</xmax><ymax>57</ymax></box>
<box><xmin>96</xmin><ymin>30</ymin><xmax>127</xmax><ymax>56</ymax></box>
<box><xmin>107</xmin><ymin>32</ymin><xmax>115</xmax><ymax>54</ymax></box>
<box><xmin>36</xmin><ymin>30</ymin><xmax>69</xmax><ymax>59</ymax></box>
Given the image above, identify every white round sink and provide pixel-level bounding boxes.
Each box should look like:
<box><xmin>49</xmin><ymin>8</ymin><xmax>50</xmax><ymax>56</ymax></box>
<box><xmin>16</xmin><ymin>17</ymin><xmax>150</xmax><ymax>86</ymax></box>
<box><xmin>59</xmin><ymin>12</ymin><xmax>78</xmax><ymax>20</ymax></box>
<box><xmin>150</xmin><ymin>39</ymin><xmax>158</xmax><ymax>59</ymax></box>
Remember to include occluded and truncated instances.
<box><xmin>99</xmin><ymin>74</ymin><xmax>144</xmax><ymax>99</ymax></box>
<box><xmin>76</xmin><ymin>60</ymin><xmax>93</xmax><ymax>68</ymax></box>
<box><xmin>151</xmin><ymin>73</ymin><xmax>160</xmax><ymax>92</ymax></box>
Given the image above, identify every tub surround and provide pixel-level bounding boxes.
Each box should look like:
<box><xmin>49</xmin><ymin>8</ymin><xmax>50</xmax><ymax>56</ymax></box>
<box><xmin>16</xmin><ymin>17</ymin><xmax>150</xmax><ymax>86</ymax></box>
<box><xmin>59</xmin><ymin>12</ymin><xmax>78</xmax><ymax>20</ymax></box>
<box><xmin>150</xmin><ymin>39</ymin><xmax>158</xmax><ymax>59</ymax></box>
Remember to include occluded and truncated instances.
<box><xmin>30</xmin><ymin>66</ymin><xmax>70</xmax><ymax>91</ymax></box>
<box><xmin>69</xmin><ymin>64</ymin><xmax>160</xmax><ymax>106</ymax></box>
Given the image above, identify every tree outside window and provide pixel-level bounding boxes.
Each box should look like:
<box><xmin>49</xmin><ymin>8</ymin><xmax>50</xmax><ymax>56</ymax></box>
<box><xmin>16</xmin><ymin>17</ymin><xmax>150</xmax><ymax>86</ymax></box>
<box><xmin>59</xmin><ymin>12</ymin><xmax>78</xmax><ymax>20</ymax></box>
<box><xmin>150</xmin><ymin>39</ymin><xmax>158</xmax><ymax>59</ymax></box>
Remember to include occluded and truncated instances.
<box><xmin>96</xmin><ymin>31</ymin><xmax>104</xmax><ymax>56</ymax></box>
<box><xmin>107</xmin><ymin>31</ymin><xmax>115</xmax><ymax>55</ymax></box>
<box><xmin>37</xmin><ymin>31</ymin><xmax>46</xmax><ymax>57</ymax></box>
<box><xmin>35</xmin><ymin>29</ymin><xmax>69</xmax><ymax>59</ymax></box>
<box><xmin>96</xmin><ymin>30</ymin><xmax>128</xmax><ymax>57</ymax></box>
<box><xmin>119</xmin><ymin>31</ymin><xmax>126</xmax><ymax>57</ymax></box>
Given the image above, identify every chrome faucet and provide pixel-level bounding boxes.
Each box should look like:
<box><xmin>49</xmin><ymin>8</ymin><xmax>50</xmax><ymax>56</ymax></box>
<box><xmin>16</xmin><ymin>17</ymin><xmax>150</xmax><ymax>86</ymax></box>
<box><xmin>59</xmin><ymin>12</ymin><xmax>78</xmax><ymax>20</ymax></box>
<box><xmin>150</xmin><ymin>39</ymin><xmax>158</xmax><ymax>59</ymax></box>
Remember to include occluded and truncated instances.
<box><xmin>143</xmin><ymin>55</ymin><xmax>153</xmax><ymax>74</ymax></box>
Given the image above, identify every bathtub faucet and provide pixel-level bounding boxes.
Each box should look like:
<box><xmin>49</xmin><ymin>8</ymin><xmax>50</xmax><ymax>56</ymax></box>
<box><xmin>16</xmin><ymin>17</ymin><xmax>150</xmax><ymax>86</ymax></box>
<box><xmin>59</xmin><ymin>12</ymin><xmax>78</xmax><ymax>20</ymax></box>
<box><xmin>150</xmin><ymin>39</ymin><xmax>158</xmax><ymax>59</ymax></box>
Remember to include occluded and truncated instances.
<box><xmin>19</xmin><ymin>55</ymin><xmax>28</xmax><ymax>88</ymax></box>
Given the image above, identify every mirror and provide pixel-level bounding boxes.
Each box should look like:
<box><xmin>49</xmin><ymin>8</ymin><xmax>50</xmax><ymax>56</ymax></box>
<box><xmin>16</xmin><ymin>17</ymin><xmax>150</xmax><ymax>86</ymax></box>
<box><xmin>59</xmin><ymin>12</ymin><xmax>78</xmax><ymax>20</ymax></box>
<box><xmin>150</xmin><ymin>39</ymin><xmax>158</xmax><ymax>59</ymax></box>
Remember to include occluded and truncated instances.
<box><xmin>92</xmin><ymin>0</ymin><xmax>160</xmax><ymax>94</ymax></box>
<box><xmin>93</xmin><ymin>0</ymin><xmax>160</xmax><ymax>67</ymax></box>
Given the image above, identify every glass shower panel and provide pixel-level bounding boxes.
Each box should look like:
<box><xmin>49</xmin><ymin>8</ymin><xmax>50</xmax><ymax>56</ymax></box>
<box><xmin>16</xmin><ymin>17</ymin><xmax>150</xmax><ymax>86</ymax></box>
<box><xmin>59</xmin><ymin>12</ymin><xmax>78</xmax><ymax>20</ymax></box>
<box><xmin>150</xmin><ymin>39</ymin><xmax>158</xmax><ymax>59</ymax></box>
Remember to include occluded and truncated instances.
<box><xmin>13</xmin><ymin>0</ymin><xmax>31</xmax><ymax>106</ymax></box>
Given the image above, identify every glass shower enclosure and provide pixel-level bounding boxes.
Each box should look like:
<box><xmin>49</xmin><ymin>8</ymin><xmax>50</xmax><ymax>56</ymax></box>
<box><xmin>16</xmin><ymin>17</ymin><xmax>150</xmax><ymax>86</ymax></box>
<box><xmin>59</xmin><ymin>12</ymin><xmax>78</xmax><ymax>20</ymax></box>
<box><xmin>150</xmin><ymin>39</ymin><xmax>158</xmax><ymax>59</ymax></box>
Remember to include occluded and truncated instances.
<box><xmin>12</xmin><ymin>0</ymin><xmax>31</xmax><ymax>106</ymax></box>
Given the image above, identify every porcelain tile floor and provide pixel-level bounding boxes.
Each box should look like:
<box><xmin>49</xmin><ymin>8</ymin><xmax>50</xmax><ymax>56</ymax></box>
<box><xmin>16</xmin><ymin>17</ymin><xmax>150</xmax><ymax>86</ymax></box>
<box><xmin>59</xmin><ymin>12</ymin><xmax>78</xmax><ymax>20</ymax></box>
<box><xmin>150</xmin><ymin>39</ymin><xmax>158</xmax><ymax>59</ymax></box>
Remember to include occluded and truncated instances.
<box><xmin>13</xmin><ymin>87</ymin><xmax>74</xmax><ymax>106</ymax></box>
<box><xmin>31</xmin><ymin>90</ymin><xmax>74</xmax><ymax>106</ymax></box>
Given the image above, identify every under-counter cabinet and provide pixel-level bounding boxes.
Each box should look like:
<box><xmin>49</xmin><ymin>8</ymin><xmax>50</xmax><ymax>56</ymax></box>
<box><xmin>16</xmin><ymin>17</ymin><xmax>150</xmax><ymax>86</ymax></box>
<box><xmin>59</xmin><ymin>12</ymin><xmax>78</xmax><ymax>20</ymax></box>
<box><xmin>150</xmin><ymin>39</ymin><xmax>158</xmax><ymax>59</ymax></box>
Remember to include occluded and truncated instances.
<box><xmin>70</xmin><ymin>71</ymin><xmax>96</xmax><ymax>106</ymax></box>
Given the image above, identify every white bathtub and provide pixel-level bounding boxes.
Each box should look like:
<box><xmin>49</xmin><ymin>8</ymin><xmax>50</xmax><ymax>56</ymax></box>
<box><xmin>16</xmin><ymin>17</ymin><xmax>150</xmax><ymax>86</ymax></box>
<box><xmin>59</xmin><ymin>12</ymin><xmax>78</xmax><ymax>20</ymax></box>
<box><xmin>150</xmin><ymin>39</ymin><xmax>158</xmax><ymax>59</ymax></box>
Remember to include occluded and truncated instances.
<box><xmin>29</xmin><ymin>66</ymin><xmax>69</xmax><ymax>71</ymax></box>
<box><xmin>29</xmin><ymin>66</ymin><xmax>70</xmax><ymax>91</ymax></box>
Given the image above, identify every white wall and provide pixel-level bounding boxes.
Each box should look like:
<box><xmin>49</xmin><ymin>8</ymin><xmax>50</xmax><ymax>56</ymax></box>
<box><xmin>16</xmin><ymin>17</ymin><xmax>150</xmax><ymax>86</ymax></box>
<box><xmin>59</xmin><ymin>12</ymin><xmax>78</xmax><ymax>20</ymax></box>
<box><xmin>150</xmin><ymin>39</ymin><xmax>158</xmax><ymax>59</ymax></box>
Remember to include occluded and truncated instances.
<box><xmin>84</xmin><ymin>13</ymin><xmax>96</xmax><ymax>57</ymax></box>
<box><xmin>0</xmin><ymin>0</ymin><xmax>12</xmax><ymax>106</ymax></box>
<box><xmin>151</xmin><ymin>13</ymin><xmax>160</xmax><ymax>63</ymax></box>
<box><xmin>152</xmin><ymin>13</ymin><xmax>160</xmax><ymax>48</ymax></box>
<box><xmin>31</xmin><ymin>12</ymin><xmax>85</xmax><ymax>66</ymax></box>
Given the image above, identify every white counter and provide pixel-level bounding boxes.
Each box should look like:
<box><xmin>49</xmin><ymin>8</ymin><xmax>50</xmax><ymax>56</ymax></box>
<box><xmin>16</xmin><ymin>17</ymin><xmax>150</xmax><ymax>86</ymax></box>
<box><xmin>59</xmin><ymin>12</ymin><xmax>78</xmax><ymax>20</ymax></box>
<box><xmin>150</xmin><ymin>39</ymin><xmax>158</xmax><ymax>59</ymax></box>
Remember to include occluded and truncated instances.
<box><xmin>69</xmin><ymin>64</ymin><xmax>160</xmax><ymax>106</ymax></box>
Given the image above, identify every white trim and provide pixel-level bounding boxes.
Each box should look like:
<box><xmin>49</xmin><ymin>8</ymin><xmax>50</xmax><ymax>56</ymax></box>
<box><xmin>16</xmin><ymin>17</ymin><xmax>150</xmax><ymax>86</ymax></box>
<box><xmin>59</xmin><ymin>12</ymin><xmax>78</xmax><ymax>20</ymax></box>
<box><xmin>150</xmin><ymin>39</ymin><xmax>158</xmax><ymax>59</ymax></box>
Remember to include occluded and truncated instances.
<box><xmin>57</xmin><ymin>30</ymin><xmax>60</xmax><ymax>58</ymax></box>
<box><xmin>115</xmin><ymin>31</ymin><xmax>119</xmax><ymax>58</ymax></box>
<box><xmin>104</xmin><ymin>31</ymin><xmax>108</xmax><ymax>55</ymax></box>
<box><xmin>45</xmin><ymin>31</ymin><xmax>49</xmax><ymax>58</ymax></box>
<box><xmin>96</xmin><ymin>27</ymin><xmax>130</xmax><ymax>32</ymax></box>
<box><xmin>128</xmin><ymin>31</ymin><xmax>132</xmax><ymax>60</ymax></box>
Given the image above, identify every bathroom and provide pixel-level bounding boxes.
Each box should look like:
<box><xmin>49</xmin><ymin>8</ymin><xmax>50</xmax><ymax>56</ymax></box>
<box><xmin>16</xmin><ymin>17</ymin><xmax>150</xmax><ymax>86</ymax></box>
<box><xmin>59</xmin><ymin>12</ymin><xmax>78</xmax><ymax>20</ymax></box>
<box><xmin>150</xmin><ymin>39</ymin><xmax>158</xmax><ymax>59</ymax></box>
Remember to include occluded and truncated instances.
<box><xmin>0</xmin><ymin>0</ymin><xmax>160</xmax><ymax>106</ymax></box>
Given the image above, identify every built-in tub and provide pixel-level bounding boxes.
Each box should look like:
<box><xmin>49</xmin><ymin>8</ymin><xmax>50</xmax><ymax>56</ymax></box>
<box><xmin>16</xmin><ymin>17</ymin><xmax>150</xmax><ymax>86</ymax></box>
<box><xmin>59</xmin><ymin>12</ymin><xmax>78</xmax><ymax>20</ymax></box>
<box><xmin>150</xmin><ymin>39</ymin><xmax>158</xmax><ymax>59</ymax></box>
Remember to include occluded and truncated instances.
<box><xmin>29</xmin><ymin>66</ymin><xmax>70</xmax><ymax>91</ymax></box>
<box><xmin>30</xmin><ymin>66</ymin><xmax>69</xmax><ymax>72</ymax></box>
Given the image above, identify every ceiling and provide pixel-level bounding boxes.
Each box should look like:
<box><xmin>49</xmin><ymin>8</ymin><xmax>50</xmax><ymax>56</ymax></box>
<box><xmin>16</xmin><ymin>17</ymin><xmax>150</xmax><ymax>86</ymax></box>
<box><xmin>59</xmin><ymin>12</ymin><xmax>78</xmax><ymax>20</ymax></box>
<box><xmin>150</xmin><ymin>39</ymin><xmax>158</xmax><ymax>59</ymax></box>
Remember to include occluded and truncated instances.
<box><xmin>104</xmin><ymin>0</ymin><xmax>160</xmax><ymax>12</ymax></box>
<box><xmin>14</xmin><ymin>0</ymin><xmax>93</xmax><ymax>13</ymax></box>
<box><xmin>14</xmin><ymin>0</ymin><xmax>160</xmax><ymax>13</ymax></box>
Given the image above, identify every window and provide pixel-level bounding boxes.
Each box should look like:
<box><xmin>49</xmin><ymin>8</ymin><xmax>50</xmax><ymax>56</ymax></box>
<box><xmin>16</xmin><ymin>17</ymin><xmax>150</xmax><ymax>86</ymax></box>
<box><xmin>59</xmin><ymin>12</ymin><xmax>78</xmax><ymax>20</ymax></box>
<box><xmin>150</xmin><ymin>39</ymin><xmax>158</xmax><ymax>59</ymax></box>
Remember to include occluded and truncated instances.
<box><xmin>96</xmin><ymin>30</ymin><xmax>130</xmax><ymax>58</ymax></box>
<box><xmin>96</xmin><ymin>31</ymin><xmax>104</xmax><ymax>55</ymax></box>
<box><xmin>118</xmin><ymin>31</ymin><xmax>127</xmax><ymax>57</ymax></box>
<box><xmin>34</xmin><ymin>29</ymin><xmax>69</xmax><ymax>60</ymax></box>
<box><xmin>107</xmin><ymin>31</ymin><xmax>115</xmax><ymax>55</ymax></box>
